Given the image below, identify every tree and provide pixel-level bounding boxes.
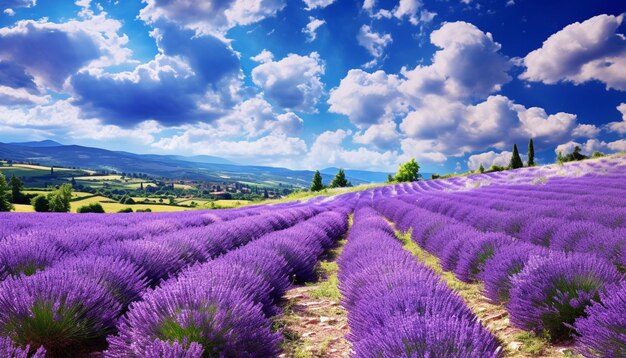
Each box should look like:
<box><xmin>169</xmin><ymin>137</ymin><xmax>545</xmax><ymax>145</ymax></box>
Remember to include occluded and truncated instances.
<box><xmin>9</xmin><ymin>175</ymin><xmax>24</xmax><ymax>203</ymax></box>
<box><xmin>310</xmin><ymin>170</ymin><xmax>324</xmax><ymax>192</ymax></box>
<box><xmin>509</xmin><ymin>144</ymin><xmax>524</xmax><ymax>169</ymax></box>
<box><xmin>47</xmin><ymin>184</ymin><xmax>72</xmax><ymax>212</ymax></box>
<box><xmin>478</xmin><ymin>163</ymin><xmax>485</xmax><ymax>173</ymax></box>
<box><xmin>31</xmin><ymin>194</ymin><xmax>49</xmax><ymax>212</ymax></box>
<box><xmin>387</xmin><ymin>174</ymin><xmax>395</xmax><ymax>183</ymax></box>
<box><xmin>592</xmin><ymin>151</ymin><xmax>605</xmax><ymax>158</ymax></box>
<box><xmin>330</xmin><ymin>169</ymin><xmax>351</xmax><ymax>188</ymax></box>
<box><xmin>527</xmin><ymin>138</ymin><xmax>535</xmax><ymax>167</ymax></box>
<box><xmin>71</xmin><ymin>177</ymin><xmax>77</xmax><ymax>187</ymax></box>
<box><xmin>570</xmin><ymin>146</ymin><xmax>587</xmax><ymax>161</ymax></box>
<box><xmin>140</xmin><ymin>182</ymin><xmax>144</xmax><ymax>190</ymax></box>
<box><xmin>50</xmin><ymin>167</ymin><xmax>54</xmax><ymax>175</ymax></box>
<box><xmin>263</xmin><ymin>188</ymin><xmax>269</xmax><ymax>199</ymax></box>
<box><xmin>556</xmin><ymin>151</ymin><xmax>565</xmax><ymax>164</ymax></box>
<box><xmin>0</xmin><ymin>172</ymin><xmax>13</xmax><ymax>211</ymax></box>
<box><xmin>77</xmin><ymin>203</ymin><xmax>105</xmax><ymax>213</ymax></box>
<box><xmin>394</xmin><ymin>158</ymin><xmax>420</xmax><ymax>182</ymax></box>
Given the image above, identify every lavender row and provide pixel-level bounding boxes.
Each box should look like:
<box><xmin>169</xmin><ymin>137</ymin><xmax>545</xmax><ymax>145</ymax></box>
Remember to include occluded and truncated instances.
<box><xmin>0</xmin><ymin>203</ymin><xmax>327</xmax><ymax>282</ymax></box>
<box><xmin>0</xmin><ymin>203</ymin><xmax>345</xmax><ymax>355</ymax></box>
<box><xmin>105</xmin><ymin>209</ymin><xmax>350</xmax><ymax>356</ymax></box>
<box><xmin>338</xmin><ymin>205</ymin><xmax>501</xmax><ymax>357</ymax></box>
<box><xmin>375</xmin><ymin>197</ymin><xmax>625</xmax><ymax>354</ymax></box>
<box><xmin>410</xmin><ymin>185</ymin><xmax>626</xmax><ymax>230</ymax></box>
<box><xmin>391</xmin><ymin>193</ymin><xmax>626</xmax><ymax>269</ymax></box>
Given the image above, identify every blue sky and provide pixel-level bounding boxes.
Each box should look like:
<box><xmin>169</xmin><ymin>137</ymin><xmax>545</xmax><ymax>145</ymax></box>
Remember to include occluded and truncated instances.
<box><xmin>0</xmin><ymin>0</ymin><xmax>625</xmax><ymax>173</ymax></box>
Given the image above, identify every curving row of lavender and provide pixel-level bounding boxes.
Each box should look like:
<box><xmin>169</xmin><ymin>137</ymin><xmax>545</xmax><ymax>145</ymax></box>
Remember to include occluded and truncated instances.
<box><xmin>371</xmin><ymin>158</ymin><xmax>626</xmax><ymax>356</ymax></box>
<box><xmin>0</xmin><ymin>196</ymin><xmax>353</xmax><ymax>356</ymax></box>
<box><xmin>338</xmin><ymin>204</ymin><xmax>501</xmax><ymax>357</ymax></box>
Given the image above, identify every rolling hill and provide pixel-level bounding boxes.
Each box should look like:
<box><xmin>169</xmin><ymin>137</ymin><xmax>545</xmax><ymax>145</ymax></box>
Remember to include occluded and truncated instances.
<box><xmin>0</xmin><ymin>141</ymin><xmax>391</xmax><ymax>187</ymax></box>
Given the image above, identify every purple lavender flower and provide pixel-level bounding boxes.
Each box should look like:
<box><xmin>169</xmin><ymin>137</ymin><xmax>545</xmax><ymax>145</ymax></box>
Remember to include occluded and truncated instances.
<box><xmin>96</xmin><ymin>240</ymin><xmax>185</xmax><ymax>286</ymax></box>
<box><xmin>454</xmin><ymin>233</ymin><xmax>514</xmax><ymax>283</ymax></box>
<box><xmin>106</xmin><ymin>280</ymin><xmax>280</xmax><ymax>357</ymax></box>
<box><xmin>0</xmin><ymin>336</ymin><xmax>46</xmax><ymax>358</ymax></box>
<box><xmin>144</xmin><ymin>339</ymin><xmax>204</xmax><ymax>358</ymax></box>
<box><xmin>574</xmin><ymin>281</ymin><xmax>626</xmax><ymax>357</ymax></box>
<box><xmin>0</xmin><ymin>270</ymin><xmax>120</xmax><ymax>356</ymax></box>
<box><xmin>53</xmin><ymin>254</ymin><xmax>148</xmax><ymax>307</ymax></box>
<box><xmin>507</xmin><ymin>252</ymin><xmax>622</xmax><ymax>340</ymax></box>
<box><xmin>353</xmin><ymin>315</ymin><xmax>502</xmax><ymax>358</ymax></box>
<box><xmin>480</xmin><ymin>242</ymin><xmax>546</xmax><ymax>303</ymax></box>
<box><xmin>0</xmin><ymin>234</ymin><xmax>65</xmax><ymax>280</ymax></box>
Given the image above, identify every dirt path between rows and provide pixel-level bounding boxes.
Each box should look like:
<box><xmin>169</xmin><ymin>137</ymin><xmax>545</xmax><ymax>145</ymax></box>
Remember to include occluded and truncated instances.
<box><xmin>395</xmin><ymin>229</ymin><xmax>580</xmax><ymax>358</ymax></box>
<box><xmin>277</xmin><ymin>224</ymin><xmax>352</xmax><ymax>358</ymax></box>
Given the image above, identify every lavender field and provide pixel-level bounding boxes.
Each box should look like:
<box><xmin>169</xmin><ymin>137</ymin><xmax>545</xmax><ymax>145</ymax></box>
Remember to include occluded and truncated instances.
<box><xmin>1</xmin><ymin>157</ymin><xmax>625</xmax><ymax>357</ymax></box>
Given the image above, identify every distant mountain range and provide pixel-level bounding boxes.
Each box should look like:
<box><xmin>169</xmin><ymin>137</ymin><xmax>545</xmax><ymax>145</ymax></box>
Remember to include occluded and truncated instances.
<box><xmin>0</xmin><ymin>141</ymin><xmax>392</xmax><ymax>187</ymax></box>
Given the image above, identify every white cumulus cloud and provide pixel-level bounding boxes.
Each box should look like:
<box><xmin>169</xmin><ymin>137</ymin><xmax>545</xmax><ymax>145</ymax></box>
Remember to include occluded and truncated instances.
<box><xmin>520</xmin><ymin>14</ymin><xmax>626</xmax><ymax>91</ymax></box>
<box><xmin>252</xmin><ymin>52</ymin><xmax>325</xmax><ymax>112</ymax></box>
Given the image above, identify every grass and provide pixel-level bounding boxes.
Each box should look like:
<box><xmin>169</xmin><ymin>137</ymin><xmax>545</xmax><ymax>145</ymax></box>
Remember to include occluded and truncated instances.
<box><xmin>13</xmin><ymin>204</ymin><xmax>34</xmax><ymax>212</ymax></box>
<box><xmin>394</xmin><ymin>229</ymin><xmax>561</xmax><ymax>357</ymax></box>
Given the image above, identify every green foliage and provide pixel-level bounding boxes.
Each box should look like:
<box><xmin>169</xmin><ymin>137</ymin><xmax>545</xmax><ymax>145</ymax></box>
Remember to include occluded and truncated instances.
<box><xmin>9</xmin><ymin>175</ymin><xmax>24</xmax><ymax>203</ymax></box>
<box><xmin>387</xmin><ymin>174</ymin><xmax>395</xmax><ymax>183</ymax></box>
<box><xmin>31</xmin><ymin>194</ymin><xmax>50</xmax><ymax>212</ymax></box>
<box><xmin>136</xmin><ymin>208</ymin><xmax>152</xmax><ymax>212</ymax></box>
<box><xmin>329</xmin><ymin>169</ymin><xmax>351</xmax><ymax>188</ymax></box>
<box><xmin>394</xmin><ymin>158</ymin><xmax>420</xmax><ymax>182</ymax></box>
<box><xmin>310</xmin><ymin>170</ymin><xmax>324</xmax><ymax>192</ymax></box>
<box><xmin>592</xmin><ymin>151</ymin><xmax>605</xmax><ymax>158</ymax></box>
<box><xmin>0</xmin><ymin>172</ymin><xmax>13</xmax><ymax>211</ymax></box>
<box><xmin>489</xmin><ymin>164</ymin><xmax>506</xmax><ymax>172</ymax></box>
<box><xmin>5</xmin><ymin>301</ymin><xmax>110</xmax><ymax>356</ymax></box>
<box><xmin>510</xmin><ymin>144</ymin><xmax>524</xmax><ymax>169</ymax></box>
<box><xmin>47</xmin><ymin>184</ymin><xmax>72</xmax><ymax>212</ymax></box>
<box><xmin>119</xmin><ymin>195</ymin><xmax>135</xmax><ymax>205</ymax></box>
<box><xmin>431</xmin><ymin>173</ymin><xmax>440</xmax><ymax>179</ymax></box>
<box><xmin>478</xmin><ymin>163</ymin><xmax>485</xmax><ymax>173</ymax></box>
<box><xmin>557</xmin><ymin>146</ymin><xmax>589</xmax><ymax>164</ymax></box>
<box><xmin>528</xmin><ymin>138</ymin><xmax>535</xmax><ymax>166</ymax></box>
<box><xmin>77</xmin><ymin>203</ymin><xmax>105</xmax><ymax>213</ymax></box>
<box><xmin>117</xmin><ymin>208</ymin><xmax>133</xmax><ymax>213</ymax></box>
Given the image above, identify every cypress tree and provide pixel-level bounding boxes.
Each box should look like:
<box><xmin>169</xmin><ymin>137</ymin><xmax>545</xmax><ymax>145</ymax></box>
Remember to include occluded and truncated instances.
<box><xmin>330</xmin><ymin>169</ymin><xmax>351</xmax><ymax>188</ymax></box>
<box><xmin>528</xmin><ymin>138</ymin><xmax>535</xmax><ymax>166</ymax></box>
<box><xmin>310</xmin><ymin>170</ymin><xmax>324</xmax><ymax>192</ymax></box>
<box><xmin>478</xmin><ymin>163</ymin><xmax>485</xmax><ymax>173</ymax></box>
<box><xmin>510</xmin><ymin>144</ymin><xmax>524</xmax><ymax>169</ymax></box>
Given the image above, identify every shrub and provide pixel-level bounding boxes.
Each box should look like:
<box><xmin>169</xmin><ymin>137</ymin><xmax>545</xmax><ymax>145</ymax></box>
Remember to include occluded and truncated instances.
<box><xmin>77</xmin><ymin>203</ymin><xmax>105</xmax><ymax>213</ymax></box>
<box><xmin>136</xmin><ymin>208</ymin><xmax>152</xmax><ymax>212</ymax></box>
<box><xmin>354</xmin><ymin>315</ymin><xmax>501</xmax><ymax>357</ymax></box>
<box><xmin>440</xmin><ymin>238</ymin><xmax>466</xmax><ymax>272</ymax></box>
<box><xmin>106</xmin><ymin>279</ymin><xmax>281</xmax><ymax>357</ymax></box>
<box><xmin>47</xmin><ymin>184</ymin><xmax>72</xmax><ymax>212</ymax></box>
<box><xmin>0</xmin><ymin>235</ymin><xmax>65</xmax><ymax>280</ymax></box>
<box><xmin>54</xmin><ymin>255</ymin><xmax>148</xmax><ymax>307</ymax></box>
<box><xmin>507</xmin><ymin>253</ymin><xmax>622</xmax><ymax>341</ymax></box>
<box><xmin>31</xmin><ymin>194</ymin><xmax>49</xmax><ymax>212</ymax></box>
<box><xmin>574</xmin><ymin>281</ymin><xmax>626</xmax><ymax>357</ymax></box>
<box><xmin>480</xmin><ymin>243</ymin><xmax>545</xmax><ymax>304</ymax></box>
<box><xmin>0</xmin><ymin>270</ymin><xmax>120</xmax><ymax>356</ymax></box>
<box><xmin>454</xmin><ymin>233</ymin><xmax>514</xmax><ymax>283</ymax></box>
<box><xmin>117</xmin><ymin>207</ymin><xmax>133</xmax><ymax>213</ymax></box>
